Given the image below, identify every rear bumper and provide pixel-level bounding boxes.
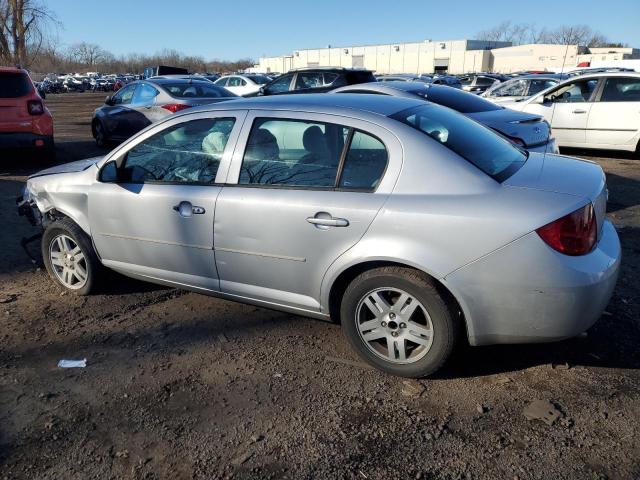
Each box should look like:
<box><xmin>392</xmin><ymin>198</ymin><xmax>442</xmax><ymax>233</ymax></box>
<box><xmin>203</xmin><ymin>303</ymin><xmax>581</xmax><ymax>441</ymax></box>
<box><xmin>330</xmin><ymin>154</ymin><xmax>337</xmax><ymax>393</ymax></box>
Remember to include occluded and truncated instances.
<box><xmin>444</xmin><ymin>220</ymin><xmax>621</xmax><ymax>346</ymax></box>
<box><xmin>0</xmin><ymin>133</ymin><xmax>53</xmax><ymax>150</ymax></box>
<box><xmin>527</xmin><ymin>138</ymin><xmax>559</xmax><ymax>155</ymax></box>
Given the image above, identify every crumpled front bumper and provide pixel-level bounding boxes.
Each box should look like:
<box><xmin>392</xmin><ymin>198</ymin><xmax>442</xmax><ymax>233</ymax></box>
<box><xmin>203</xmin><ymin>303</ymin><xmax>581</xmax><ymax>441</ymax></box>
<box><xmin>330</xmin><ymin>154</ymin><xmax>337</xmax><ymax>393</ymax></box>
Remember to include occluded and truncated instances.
<box><xmin>16</xmin><ymin>186</ymin><xmax>42</xmax><ymax>226</ymax></box>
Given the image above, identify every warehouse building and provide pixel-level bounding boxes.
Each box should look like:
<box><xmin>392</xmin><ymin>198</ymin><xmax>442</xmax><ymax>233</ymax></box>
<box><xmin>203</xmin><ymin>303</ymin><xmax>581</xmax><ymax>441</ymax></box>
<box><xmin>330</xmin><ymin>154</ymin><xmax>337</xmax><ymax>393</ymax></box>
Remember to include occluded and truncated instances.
<box><xmin>249</xmin><ymin>41</ymin><xmax>639</xmax><ymax>74</ymax></box>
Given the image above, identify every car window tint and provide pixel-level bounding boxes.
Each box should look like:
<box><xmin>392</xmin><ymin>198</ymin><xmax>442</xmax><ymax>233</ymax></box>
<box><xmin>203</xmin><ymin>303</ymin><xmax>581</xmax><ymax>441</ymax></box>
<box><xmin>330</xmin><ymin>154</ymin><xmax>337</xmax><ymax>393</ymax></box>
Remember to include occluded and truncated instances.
<box><xmin>239</xmin><ymin>118</ymin><xmax>348</xmax><ymax>187</ymax></box>
<box><xmin>414</xmin><ymin>86</ymin><xmax>501</xmax><ymax>113</ymax></box>
<box><xmin>549</xmin><ymin>79</ymin><xmax>598</xmax><ymax>103</ymax></box>
<box><xmin>528</xmin><ymin>79</ymin><xmax>557</xmax><ymax>96</ymax></box>
<box><xmin>121</xmin><ymin>118</ymin><xmax>235</xmax><ymax>183</ymax></box>
<box><xmin>323</xmin><ymin>73</ymin><xmax>339</xmax><ymax>85</ymax></box>
<box><xmin>600</xmin><ymin>77</ymin><xmax>640</xmax><ymax>102</ymax></box>
<box><xmin>266</xmin><ymin>74</ymin><xmax>293</xmax><ymax>93</ymax></box>
<box><xmin>339</xmin><ymin>131</ymin><xmax>388</xmax><ymax>190</ymax></box>
<box><xmin>295</xmin><ymin>72</ymin><xmax>324</xmax><ymax>90</ymax></box>
<box><xmin>392</xmin><ymin>104</ymin><xmax>527</xmax><ymax>182</ymax></box>
<box><xmin>131</xmin><ymin>83</ymin><xmax>158</xmax><ymax>105</ymax></box>
<box><xmin>0</xmin><ymin>72</ymin><xmax>31</xmax><ymax>97</ymax></box>
<box><xmin>162</xmin><ymin>82</ymin><xmax>236</xmax><ymax>98</ymax></box>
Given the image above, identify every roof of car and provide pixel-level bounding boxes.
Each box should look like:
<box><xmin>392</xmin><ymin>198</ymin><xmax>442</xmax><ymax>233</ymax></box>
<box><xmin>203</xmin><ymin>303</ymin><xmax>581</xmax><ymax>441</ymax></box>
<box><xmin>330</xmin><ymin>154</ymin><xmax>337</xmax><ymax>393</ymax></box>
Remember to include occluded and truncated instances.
<box><xmin>0</xmin><ymin>66</ymin><xmax>27</xmax><ymax>74</ymax></box>
<box><xmin>558</xmin><ymin>71</ymin><xmax>640</xmax><ymax>81</ymax></box>
<box><xmin>147</xmin><ymin>76</ymin><xmax>218</xmax><ymax>85</ymax></box>
<box><xmin>516</xmin><ymin>74</ymin><xmax>569</xmax><ymax>79</ymax></box>
<box><xmin>188</xmin><ymin>93</ymin><xmax>424</xmax><ymax>117</ymax></box>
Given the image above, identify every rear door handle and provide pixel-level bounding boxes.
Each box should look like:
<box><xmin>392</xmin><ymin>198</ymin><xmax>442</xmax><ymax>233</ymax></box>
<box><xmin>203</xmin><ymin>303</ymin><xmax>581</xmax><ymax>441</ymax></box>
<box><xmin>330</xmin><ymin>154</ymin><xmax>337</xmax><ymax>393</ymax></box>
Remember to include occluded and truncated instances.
<box><xmin>306</xmin><ymin>212</ymin><xmax>349</xmax><ymax>229</ymax></box>
<box><xmin>572</xmin><ymin>109</ymin><xmax>587</xmax><ymax>114</ymax></box>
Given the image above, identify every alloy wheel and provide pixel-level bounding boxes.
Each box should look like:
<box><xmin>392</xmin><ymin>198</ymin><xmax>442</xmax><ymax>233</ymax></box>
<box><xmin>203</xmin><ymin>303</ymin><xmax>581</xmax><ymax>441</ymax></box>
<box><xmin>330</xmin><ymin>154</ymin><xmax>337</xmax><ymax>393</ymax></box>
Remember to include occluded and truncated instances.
<box><xmin>356</xmin><ymin>287</ymin><xmax>434</xmax><ymax>364</ymax></box>
<box><xmin>49</xmin><ymin>234</ymin><xmax>88</xmax><ymax>289</ymax></box>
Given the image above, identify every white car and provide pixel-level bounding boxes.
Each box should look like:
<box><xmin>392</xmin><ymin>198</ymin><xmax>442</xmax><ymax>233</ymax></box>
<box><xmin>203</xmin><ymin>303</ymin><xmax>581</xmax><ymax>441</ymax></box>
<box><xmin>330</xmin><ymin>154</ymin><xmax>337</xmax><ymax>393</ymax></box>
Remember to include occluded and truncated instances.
<box><xmin>214</xmin><ymin>74</ymin><xmax>271</xmax><ymax>96</ymax></box>
<box><xmin>482</xmin><ymin>75</ymin><xmax>568</xmax><ymax>105</ymax></box>
<box><xmin>507</xmin><ymin>73</ymin><xmax>640</xmax><ymax>152</ymax></box>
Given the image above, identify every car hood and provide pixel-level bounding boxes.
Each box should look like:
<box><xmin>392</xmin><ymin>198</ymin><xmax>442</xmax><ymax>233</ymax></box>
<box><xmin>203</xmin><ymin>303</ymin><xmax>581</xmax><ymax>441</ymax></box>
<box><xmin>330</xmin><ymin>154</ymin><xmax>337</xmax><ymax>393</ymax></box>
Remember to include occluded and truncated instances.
<box><xmin>467</xmin><ymin>109</ymin><xmax>550</xmax><ymax>147</ymax></box>
<box><xmin>29</xmin><ymin>156</ymin><xmax>103</xmax><ymax>179</ymax></box>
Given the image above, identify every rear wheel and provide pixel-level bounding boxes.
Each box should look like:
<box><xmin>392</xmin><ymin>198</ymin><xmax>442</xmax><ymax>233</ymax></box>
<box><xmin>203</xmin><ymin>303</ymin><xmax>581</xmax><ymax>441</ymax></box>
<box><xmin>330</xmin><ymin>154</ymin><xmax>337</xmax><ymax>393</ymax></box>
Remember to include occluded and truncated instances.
<box><xmin>340</xmin><ymin>266</ymin><xmax>460</xmax><ymax>378</ymax></box>
<box><xmin>42</xmin><ymin>218</ymin><xmax>101</xmax><ymax>295</ymax></box>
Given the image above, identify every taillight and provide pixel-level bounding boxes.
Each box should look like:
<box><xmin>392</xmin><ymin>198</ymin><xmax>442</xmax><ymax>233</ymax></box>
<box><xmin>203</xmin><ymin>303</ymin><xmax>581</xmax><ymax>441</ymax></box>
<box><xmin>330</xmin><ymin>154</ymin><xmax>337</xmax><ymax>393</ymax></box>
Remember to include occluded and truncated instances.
<box><xmin>27</xmin><ymin>100</ymin><xmax>44</xmax><ymax>115</ymax></box>
<box><xmin>161</xmin><ymin>104</ymin><xmax>192</xmax><ymax>113</ymax></box>
<box><xmin>536</xmin><ymin>204</ymin><xmax>597</xmax><ymax>256</ymax></box>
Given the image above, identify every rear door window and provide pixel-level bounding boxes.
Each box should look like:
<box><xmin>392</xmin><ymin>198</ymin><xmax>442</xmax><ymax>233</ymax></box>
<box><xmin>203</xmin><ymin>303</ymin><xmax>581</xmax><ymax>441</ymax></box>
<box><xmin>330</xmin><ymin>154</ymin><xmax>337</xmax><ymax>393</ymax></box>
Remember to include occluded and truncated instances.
<box><xmin>295</xmin><ymin>73</ymin><xmax>324</xmax><ymax>90</ymax></box>
<box><xmin>599</xmin><ymin>77</ymin><xmax>640</xmax><ymax>102</ymax></box>
<box><xmin>239</xmin><ymin>118</ymin><xmax>348</xmax><ymax>187</ymax></box>
<box><xmin>162</xmin><ymin>82</ymin><xmax>236</xmax><ymax>98</ymax></box>
<box><xmin>0</xmin><ymin>72</ymin><xmax>32</xmax><ymax>98</ymax></box>
<box><xmin>391</xmin><ymin>104</ymin><xmax>527</xmax><ymax>182</ymax></box>
<box><xmin>339</xmin><ymin>131</ymin><xmax>388</xmax><ymax>190</ymax></box>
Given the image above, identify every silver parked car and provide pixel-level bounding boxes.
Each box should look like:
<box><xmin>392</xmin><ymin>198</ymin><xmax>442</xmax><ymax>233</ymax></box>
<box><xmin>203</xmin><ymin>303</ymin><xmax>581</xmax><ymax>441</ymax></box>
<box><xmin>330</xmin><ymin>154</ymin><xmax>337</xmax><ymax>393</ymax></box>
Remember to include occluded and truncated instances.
<box><xmin>92</xmin><ymin>78</ymin><xmax>237</xmax><ymax>147</ymax></box>
<box><xmin>331</xmin><ymin>82</ymin><xmax>559</xmax><ymax>154</ymax></box>
<box><xmin>18</xmin><ymin>94</ymin><xmax>620</xmax><ymax>378</ymax></box>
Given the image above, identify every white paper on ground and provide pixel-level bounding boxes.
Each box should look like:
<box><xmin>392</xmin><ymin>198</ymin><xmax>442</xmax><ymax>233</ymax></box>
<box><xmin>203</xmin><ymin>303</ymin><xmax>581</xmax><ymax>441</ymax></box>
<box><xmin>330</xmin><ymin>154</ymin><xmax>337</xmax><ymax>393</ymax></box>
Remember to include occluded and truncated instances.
<box><xmin>57</xmin><ymin>359</ymin><xmax>87</xmax><ymax>368</ymax></box>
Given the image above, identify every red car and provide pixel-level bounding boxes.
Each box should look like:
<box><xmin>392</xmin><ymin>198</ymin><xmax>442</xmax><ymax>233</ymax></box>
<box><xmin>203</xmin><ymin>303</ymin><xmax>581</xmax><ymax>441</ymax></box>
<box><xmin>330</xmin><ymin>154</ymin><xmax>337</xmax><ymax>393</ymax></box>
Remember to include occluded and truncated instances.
<box><xmin>0</xmin><ymin>67</ymin><xmax>54</xmax><ymax>159</ymax></box>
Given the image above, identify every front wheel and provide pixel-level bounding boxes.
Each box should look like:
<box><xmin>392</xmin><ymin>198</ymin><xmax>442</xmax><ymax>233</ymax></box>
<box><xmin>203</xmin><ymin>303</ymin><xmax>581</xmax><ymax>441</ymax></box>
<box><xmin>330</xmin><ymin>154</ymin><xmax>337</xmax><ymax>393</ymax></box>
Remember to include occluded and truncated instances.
<box><xmin>42</xmin><ymin>218</ymin><xmax>101</xmax><ymax>295</ymax></box>
<box><xmin>340</xmin><ymin>267</ymin><xmax>460</xmax><ymax>378</ymax></box>
<box><xmin>93</xmin><ymin>120</ymin><xmax>108</xmax><ymax>147</ymax></box>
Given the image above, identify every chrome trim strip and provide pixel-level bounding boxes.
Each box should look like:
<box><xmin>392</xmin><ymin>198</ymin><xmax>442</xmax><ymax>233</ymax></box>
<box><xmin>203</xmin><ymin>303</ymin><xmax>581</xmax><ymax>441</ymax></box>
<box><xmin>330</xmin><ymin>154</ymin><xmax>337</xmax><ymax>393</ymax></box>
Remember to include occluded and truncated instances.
<box><xmin>214</xmin><ymin>247</ymin><xmax>306</xmax><ymax>262</ymax></box>
<box><xmin>97</xmin><ymin>232</ymin><xmax>211</xmax><ymax>250</ymax></box>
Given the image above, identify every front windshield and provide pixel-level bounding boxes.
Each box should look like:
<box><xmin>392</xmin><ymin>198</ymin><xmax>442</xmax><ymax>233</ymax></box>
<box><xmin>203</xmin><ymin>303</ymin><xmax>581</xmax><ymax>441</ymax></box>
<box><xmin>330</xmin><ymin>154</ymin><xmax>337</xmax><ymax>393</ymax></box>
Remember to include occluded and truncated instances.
<box><xmin>391</xmin><ymin>104</ymin><xmax>527</xmax><ymax>182</ymax></box>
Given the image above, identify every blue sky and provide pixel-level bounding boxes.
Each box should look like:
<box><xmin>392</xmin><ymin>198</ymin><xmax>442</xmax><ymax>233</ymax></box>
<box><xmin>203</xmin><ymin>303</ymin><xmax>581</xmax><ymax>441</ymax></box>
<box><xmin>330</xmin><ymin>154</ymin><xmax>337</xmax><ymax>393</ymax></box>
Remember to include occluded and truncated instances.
<box><xmin>49</xmin><ymin>0</ymin><xmax>640</xmax><ymax>61</ymax></box>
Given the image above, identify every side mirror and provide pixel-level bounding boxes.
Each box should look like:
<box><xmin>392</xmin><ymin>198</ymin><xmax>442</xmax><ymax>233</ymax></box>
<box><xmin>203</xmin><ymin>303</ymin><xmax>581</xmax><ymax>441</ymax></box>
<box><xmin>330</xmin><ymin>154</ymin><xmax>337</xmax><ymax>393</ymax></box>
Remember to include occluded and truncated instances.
<box><xmin>98</xmin><ymin>161</ymin><xmax>119</xmax><ymax>183</ymax></box>
<box><xmin>258</xmin><ymin>86</ymin><xmax>265</xmax><ymax>96</ymax></box>
<box><xmin>105</xmin><ymin>95</ymin><xmax>114</xmax><ymax>106</ymax></box>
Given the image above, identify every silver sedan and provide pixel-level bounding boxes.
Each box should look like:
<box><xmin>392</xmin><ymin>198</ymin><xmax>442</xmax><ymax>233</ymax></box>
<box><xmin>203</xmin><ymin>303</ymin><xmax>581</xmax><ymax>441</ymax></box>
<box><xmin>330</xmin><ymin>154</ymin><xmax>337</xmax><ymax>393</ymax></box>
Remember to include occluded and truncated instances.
<box><xmin>18</xmin><ymin>94</ymin><xmax>620</xmax><ymax>378</ymax></box>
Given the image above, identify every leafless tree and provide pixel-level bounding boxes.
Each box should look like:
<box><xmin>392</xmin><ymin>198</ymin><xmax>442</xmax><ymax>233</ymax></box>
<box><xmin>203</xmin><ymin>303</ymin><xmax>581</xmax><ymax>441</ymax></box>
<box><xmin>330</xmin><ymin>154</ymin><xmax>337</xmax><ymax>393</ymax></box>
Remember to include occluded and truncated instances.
<box><xmin>0</xmin><ymin>0</ymin><xmax>58</xmax><ymax>67</ymax></box>
<box><xmin>477</xmin><ymin>22</ymin><xmax>616</xmax><ymax>48</ymax></box>
<box><xmin>68</xmin><ymin>42</ymin><xmax>111</xmax><ymax>67</ymax></box>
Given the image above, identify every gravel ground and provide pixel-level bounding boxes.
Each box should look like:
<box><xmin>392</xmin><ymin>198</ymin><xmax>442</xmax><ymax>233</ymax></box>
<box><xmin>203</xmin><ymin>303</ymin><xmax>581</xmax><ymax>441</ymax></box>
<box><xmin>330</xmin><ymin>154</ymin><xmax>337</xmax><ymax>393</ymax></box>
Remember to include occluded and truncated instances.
<box><xmin>0</xmin><ymin>93</ymin><xmax>639</xmax><ymax>480</ymax></box>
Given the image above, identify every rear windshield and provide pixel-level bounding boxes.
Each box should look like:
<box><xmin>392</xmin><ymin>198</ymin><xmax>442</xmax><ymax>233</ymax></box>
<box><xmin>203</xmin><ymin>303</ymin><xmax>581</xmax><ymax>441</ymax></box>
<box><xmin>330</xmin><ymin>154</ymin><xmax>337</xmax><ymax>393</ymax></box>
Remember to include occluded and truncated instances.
<box><xmin>391</xmin><ymin>104</ymin><xmax>527</xmax><ymax>182</ymax></box>
<box><xmin>410</xmin><ymin>86</ymin><xmax>501</xmax><ymax>113</ymax></box>
<box><xmin>162</xmin><ymin>82</ymin><xmax>237</xmax><ymax>98</ymax></box>
<box><xmin>0</xmin><ymin>72</ymin><xmax>32</xmax><ymax>98</ymax></box>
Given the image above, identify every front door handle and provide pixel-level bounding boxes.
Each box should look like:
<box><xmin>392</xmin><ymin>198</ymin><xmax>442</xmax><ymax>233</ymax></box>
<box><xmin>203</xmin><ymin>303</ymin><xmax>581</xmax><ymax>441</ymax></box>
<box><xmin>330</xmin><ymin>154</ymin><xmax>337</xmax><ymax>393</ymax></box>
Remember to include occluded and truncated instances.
<box><xmin>173</xmin><ymin>201</ymin><xmax>205</xmax><ymax>217</ymax></box>
<box><xmin>572</xmin><ymin>109</ymin><xmax>587</xmax><ymax>114</ymax></box>
<box><xmin>306</xmin><ymin>212</ymin><xmax>349</xmax><ymax>229</ymax></box>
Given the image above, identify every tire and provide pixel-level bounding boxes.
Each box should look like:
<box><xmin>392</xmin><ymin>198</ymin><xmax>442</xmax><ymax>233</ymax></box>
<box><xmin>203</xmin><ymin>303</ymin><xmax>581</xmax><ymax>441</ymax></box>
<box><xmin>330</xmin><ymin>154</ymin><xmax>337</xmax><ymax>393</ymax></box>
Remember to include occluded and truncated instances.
<box><xmin>340</xmin><ymin>266</ymin><xmax>460</xmax><ymax>378</ymax></box>
<box><xmin>42</xmin><ymin>217</ymin><xmax>101</xmax><ymax>295</ymax></box>
<box><xmin>93</xmin><ymin>120</ymin><xmax>108</xmax><ymax>147</ymax></box>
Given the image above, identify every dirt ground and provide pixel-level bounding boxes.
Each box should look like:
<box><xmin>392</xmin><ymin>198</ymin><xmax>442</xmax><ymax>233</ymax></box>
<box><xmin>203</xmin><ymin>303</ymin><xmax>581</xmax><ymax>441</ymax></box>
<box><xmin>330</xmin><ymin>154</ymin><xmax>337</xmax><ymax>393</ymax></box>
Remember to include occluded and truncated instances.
<box><xmin>0</xmin><ymin>92</ymin><xmax>639</xmax><ymax>480</ymax></box>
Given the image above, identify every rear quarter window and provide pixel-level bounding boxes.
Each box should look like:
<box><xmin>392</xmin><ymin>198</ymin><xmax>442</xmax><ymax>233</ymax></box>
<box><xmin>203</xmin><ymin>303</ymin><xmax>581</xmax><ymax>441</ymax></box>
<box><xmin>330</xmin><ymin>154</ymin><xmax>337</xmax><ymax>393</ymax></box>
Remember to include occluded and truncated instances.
<box><xmin>391</xmin><ymin>104</ymin><xmax>527</xmax><ymax>182</ymax></box>
<box><xmin>0</xmin><ymin>72</ymin><xmax>32</xmax><ymax>98</ymax></box>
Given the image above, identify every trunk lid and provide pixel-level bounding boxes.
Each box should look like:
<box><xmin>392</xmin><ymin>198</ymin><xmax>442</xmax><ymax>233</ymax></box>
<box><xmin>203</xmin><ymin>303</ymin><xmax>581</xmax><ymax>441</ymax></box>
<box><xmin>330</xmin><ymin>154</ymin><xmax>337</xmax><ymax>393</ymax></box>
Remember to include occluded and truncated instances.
<box><xmin>468</xmin><ymin>109</ymin><xmax>551</xmax><ymax>148</ymax></box>
<box><xmin>505</xmin><ymin>152</ymin><xmax>608</xmax><ymax>237</ymax></box>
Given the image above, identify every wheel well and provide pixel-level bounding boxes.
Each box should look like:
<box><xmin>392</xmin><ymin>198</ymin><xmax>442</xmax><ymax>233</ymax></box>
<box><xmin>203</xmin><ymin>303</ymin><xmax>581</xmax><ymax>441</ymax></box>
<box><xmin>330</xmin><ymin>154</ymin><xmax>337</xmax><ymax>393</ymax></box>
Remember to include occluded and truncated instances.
<box><xmin>328</xmin><ymin>260</ymin><xmax>467</xmax><ymax>332</ymax></box>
